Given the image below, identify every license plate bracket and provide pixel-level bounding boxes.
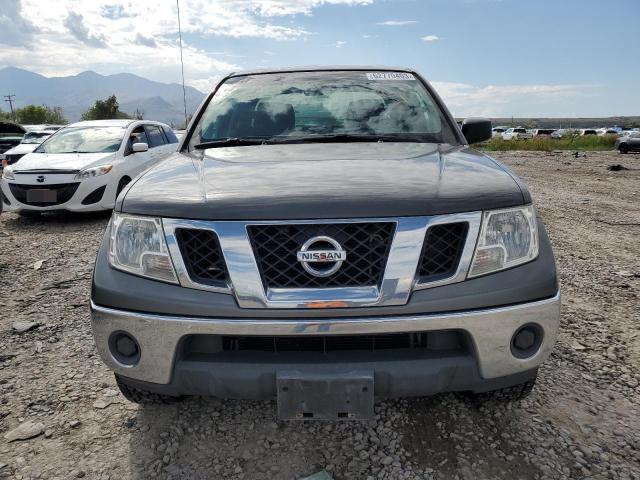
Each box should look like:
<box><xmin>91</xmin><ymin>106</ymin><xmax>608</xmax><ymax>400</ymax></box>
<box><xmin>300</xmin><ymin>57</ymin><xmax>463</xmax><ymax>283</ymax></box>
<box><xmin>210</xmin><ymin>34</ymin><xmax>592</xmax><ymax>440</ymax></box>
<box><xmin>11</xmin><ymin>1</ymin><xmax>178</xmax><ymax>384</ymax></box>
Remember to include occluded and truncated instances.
<box><xmin>276</xmin><ymin>371</ymin><xmax>374</xmax><ymax>420</ymax></box>
<box><xmin>26</xmin><ymin>189</ymin><xmax>57</xmax><ymax>203</ymax></box>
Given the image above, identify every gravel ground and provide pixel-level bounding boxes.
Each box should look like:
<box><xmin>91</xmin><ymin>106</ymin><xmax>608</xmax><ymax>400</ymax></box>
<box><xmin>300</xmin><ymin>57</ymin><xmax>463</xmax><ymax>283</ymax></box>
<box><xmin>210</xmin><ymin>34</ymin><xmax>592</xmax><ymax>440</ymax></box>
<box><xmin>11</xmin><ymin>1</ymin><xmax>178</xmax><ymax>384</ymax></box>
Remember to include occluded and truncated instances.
<box><xmin>0</xmin><ymin>150</ymin><xmax>639</xmax><ymax>480</ymax></box>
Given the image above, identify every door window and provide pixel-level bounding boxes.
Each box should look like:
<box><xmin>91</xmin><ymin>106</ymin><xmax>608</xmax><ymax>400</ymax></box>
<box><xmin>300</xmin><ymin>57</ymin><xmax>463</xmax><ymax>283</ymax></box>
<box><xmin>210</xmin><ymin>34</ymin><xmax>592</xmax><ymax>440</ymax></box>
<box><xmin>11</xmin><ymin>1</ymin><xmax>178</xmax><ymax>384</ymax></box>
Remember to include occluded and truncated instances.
<box><xmin>146</xmin><ymin>126</ymin><xmax>167</xmax><ymax>148</ymax></box>
<box><xmin>162</xmin><ymin>126</ymin><xmax>179</xmax><ymax>144</ymax></box>
<box><xmin>125</xmin><ymin>127</ymin><xmax>149</xmax><ymax>155</ymax></box>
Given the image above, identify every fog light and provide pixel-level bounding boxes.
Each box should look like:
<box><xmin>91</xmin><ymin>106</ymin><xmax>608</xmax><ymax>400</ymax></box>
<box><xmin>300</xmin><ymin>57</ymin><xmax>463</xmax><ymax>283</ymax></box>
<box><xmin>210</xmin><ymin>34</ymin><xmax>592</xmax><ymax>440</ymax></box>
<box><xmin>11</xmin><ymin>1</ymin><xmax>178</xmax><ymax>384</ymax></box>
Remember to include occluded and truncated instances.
<box><xmin>109</xmin><ymin>331</ymin><xmax>140</xmax><ymax>365</ymax></box>
<box><xmin>511</xmin><ymin>324</ymin><xmax>543</xmax><ymax>359</ymax></box>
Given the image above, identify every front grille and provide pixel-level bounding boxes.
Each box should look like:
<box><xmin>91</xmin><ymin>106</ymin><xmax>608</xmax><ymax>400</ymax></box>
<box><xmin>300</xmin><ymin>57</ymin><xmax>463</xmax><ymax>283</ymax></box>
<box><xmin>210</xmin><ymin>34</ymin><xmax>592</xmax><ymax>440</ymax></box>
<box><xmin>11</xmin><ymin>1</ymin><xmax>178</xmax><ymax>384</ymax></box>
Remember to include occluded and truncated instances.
<box><xmin>9</xmin><ymin>183</ymin><xmax>80</xmax><ymax>206</ymax></box>
<box><xmin>223</xmin><ymin>333</ymin><xmax>423</xmax><ymax>352</ymax></box>
<box><xmin>417</xmin><ymin>222</ymin><xmax>469</xmax><ymax>283</ymax></box>
<box><xmin>175</xmin><ymin>228</ymin><xmax>229</xmax><ymax>287</ymax></box>
<box><xmin>217</xmin><ymin>331</ymin><xmax>467</xmax><ymax>353</ymax></box>
<box><xmin>247</xmin><ymin>222</ymin><xmax>395</xmax><ymax>289</ymax></box>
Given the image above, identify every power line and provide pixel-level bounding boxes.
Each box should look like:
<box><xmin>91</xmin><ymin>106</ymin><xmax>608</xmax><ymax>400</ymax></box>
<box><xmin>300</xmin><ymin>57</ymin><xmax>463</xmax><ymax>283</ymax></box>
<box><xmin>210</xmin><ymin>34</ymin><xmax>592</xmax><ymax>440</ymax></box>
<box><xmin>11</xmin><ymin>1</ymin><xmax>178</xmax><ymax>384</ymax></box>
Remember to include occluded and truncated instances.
<box><xmin>176</xmin><ymin>0</ymin><xmax>188</xmax><ymax>129</ymax></box>
<box><xmin>3</xmin><ymin>94</ymin><xmax>16</xmax><ymax>121</ymax></box>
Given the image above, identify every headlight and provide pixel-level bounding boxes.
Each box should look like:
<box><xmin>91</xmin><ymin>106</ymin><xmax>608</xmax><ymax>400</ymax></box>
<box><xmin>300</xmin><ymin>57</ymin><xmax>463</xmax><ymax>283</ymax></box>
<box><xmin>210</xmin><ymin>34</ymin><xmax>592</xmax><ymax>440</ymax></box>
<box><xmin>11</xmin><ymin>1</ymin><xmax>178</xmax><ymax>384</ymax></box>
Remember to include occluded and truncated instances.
<box><xmin>2</xmin><ymin>166</ymin><xmax>14</xmax><ymax>180</ymax></box>
<box><xmin>75</xmin><ymin>165</ymin><xmax>113</xmax><ymax>180</ymax></box>
<box><xmin>108</xmin><ymin>213</ymin><xmax>178</xmax><ymax>283</ymax></box>
<box><xmin>468</xmin><ymin>205</ymin><xmax>538</xmax><ymax>278</ymax></box>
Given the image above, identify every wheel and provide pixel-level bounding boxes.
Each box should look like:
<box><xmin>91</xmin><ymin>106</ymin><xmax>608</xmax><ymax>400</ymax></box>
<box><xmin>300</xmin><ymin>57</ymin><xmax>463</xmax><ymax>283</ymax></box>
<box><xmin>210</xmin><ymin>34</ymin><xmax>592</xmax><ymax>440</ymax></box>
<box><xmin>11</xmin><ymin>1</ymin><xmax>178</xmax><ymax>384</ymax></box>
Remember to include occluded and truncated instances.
<box><xmin>116</xmin><ymin>177</ymin><xmax>131</xmax><ymax>197</ymax></box>
<box><xmin>470</xmin><ymin>375</ymin><xmax>537</xmax><ymax>403</ymax></box>
<box><xmin>619</xmin><ymin>143</ymin><xmax>629</xmax><ymax>154</ymax></box>
<box><xmin>115</xmin><ymin>374</ymin><xmax>183</xmax><ymax>405</ymax></box>
<box><xmin>18</xmin><ymin>211</ymin><xmax>41</xmax><ymax>218</ymax></box>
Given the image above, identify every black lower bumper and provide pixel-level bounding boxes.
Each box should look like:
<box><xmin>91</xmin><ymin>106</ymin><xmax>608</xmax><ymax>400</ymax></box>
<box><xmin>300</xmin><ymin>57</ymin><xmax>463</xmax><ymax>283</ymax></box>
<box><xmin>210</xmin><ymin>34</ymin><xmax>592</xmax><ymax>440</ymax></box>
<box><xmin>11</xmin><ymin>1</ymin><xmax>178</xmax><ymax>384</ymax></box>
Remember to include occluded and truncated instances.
<box><xmin>116</xmin><ymin>352</ymin><xmax>539</xmax><ymax>400</ymax></box>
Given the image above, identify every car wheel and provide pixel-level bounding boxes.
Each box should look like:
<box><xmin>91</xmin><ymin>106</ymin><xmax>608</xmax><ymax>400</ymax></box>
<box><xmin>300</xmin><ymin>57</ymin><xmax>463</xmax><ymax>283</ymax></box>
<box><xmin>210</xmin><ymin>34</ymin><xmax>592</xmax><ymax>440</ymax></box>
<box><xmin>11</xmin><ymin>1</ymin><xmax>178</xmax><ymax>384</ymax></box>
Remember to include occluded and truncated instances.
<box><xmin>619</xmin><ymin>144</ymin><xmax>629</xmax><ymax>154</ymax></box>
<box><xmin>115</xmin><ymin>374</ymin><xmax>183</xmax><ymax>405</ymax></box>
<box><xmin>116</xmin><ymin>177</ymin><xmax>131</xmax><ymax>197</ymax></box>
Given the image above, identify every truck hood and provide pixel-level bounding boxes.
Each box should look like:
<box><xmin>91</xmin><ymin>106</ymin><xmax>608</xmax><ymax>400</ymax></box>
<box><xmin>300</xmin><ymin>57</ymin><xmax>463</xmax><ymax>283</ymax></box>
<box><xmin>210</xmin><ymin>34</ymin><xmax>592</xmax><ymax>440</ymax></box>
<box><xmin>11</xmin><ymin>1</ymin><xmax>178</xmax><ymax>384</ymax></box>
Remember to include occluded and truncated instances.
<box><xmin>12</xmin><ymin>152</ymin><xmax>116</xmax><ymax>172</ymax></box>
<box><xmin>120</xmin><ymin>143</ymin><xmax>527</xmax><ymax>220</ymax></box>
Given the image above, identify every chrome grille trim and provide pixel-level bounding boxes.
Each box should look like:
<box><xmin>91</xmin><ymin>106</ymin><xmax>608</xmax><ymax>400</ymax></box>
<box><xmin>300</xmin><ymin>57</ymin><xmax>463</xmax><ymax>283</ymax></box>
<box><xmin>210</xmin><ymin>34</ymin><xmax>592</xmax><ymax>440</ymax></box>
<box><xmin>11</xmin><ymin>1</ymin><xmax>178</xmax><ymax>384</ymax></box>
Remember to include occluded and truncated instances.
<box><xmin>162</xmin><ymin>213</ymin><xmax>482</xmax><ymax>309</ymax></box>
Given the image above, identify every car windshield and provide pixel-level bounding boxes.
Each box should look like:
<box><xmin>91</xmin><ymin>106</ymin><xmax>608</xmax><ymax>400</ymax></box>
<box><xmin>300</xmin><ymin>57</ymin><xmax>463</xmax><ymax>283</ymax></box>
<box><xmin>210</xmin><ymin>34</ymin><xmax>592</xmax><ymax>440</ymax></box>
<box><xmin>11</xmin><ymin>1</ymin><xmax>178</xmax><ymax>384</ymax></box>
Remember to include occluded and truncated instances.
<box><xmin>35</xmin><ymin>126</ymin><xmax>125</xmax><ymax>154</ymax></box>
<box><xmin>191</xmin><ymin>71</ymin><xmax>459</xmax><ymax>147</ymax></box>
<box><xmin>21</xmin><ymin>132</ymin><xmax>51</xmax><ymax>144</ymax></box>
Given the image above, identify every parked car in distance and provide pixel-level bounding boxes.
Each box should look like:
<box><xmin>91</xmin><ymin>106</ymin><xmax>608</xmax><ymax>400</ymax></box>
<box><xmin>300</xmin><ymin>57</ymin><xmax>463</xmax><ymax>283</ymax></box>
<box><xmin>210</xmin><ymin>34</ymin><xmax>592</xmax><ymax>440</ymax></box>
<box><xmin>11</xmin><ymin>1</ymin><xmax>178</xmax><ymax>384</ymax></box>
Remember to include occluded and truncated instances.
<box><xmin>501</xmin><ymin>127</ymin><xmax>532</xmax><ymax>140</ymax></box>
<box><xmin>551</xmin><ymin>128</ymin><xmax>578</xmax><ymax>138</ymax></box>
<box><xmin>22</xmin><ymin>124</ymin><xmax>65</xmax><ymax>132</ymax></box>
<box><xmin>579</xmin><ymin>129</ymin><xmax>598</xmax><ymax>136</ymax></box>
<box><xmin>597</xmin><ymin>128</ymin><xmax>619</xmax><ymax>136</ymax></box>
<box><xmin>615</xmin><ymin>132</ymin><xmax>640</xmax><ymax>153</ymax></box>
<box><xmin>90</xmin><ymin>66</ymin><xmax>560</xmax><ymax>420</ymax></box>
<box><xmin>2</xmin><ymin>129</ymin><xmax>57</xmax><ymax>168</ymax></box>
<box><xmin>531</xmin><ymin>129</ymin><xmax>556</xmax><ymax>138</ymax></box>
<box><xmin>491</xmin><ymin>126</ymin><xmax>509</xmax><ymax>137</ymax></box>
<box><xmin>0</xmin><ymin>120</ymin><xmax>178</xmax><ymax>215</ymax></box>
<box><xmin>0</xmin><ymin>122</ymin><xmax>26</xmax><ymax>166</ymax></box>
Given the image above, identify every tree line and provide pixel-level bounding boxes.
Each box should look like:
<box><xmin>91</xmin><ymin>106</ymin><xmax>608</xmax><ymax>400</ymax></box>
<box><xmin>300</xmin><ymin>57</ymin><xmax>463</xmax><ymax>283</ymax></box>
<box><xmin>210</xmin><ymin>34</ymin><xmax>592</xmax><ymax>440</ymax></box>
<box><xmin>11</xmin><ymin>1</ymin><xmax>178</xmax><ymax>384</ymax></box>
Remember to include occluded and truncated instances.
<box><xmin>0</xmin><ymin>95</ymin><xmax>140</xmax><ymax>125</ymax></box>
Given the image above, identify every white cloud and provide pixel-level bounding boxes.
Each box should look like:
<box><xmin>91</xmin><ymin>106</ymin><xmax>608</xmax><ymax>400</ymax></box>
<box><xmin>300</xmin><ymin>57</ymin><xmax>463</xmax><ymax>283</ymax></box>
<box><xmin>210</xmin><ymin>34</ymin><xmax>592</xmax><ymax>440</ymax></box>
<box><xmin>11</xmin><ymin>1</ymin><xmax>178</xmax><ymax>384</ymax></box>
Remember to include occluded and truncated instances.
<box><xmin>422</xmin><ymin>35</ymin><xmax>440</xmax><ymax>42</ymax></box>
<box><xmin>63</xmin><ymin>12</ymin><xmax>107</xmax><ymax>48</ymax></box>
<box><xmin>431</xmin><ymin>81</ymin><xmax>599</xmax><ymax>117</ymax></box>
<box><xmin>243</xmin><ymin>0</ymin><xmax>374</xmax><ymax>17</ymax></box>
<box><xmin>376</xmin><ymin>20</ymin><xmax>417</xmax><ymax>26</ymax></box>
<box><xmin>335</xmin><ymin>40</ymin><xmax>347</xmax><ymax>48</ymax></box>
<box><xmin>0</xmin><ymin>0</ymin><xmax>377</xmax><ymax>90</ymax></box>
<box><xmin>0</xmin><ymin>0</ymin><xmax>39</xmax><ymax>46</ymax></box>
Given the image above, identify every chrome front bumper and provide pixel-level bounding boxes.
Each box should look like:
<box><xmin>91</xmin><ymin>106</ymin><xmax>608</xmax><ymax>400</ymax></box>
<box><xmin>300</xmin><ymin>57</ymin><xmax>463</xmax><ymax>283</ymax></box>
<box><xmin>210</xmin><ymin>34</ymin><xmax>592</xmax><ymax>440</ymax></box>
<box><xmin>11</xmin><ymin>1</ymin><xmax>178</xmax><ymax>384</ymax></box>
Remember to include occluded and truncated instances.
<box><xmin>91</xmin><ymin>292</ymin><xmax>560</xmax><ymax>386</ymax></box>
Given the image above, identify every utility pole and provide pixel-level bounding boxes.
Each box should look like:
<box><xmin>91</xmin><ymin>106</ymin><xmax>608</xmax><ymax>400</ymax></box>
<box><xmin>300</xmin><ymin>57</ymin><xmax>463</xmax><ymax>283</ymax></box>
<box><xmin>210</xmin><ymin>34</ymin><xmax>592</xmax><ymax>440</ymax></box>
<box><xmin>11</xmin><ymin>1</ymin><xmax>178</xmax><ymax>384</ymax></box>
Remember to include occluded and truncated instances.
<box><xmin>3</xmin><ymin>94</ymin><xmax>16</xmax><ymax>121</ymax></box>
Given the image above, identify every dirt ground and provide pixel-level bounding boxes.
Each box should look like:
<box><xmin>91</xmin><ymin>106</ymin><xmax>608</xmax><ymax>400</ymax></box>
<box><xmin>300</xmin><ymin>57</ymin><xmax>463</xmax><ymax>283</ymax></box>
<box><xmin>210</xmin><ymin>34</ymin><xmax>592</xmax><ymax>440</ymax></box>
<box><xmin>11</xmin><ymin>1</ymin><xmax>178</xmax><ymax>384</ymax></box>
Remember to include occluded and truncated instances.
<box><xmin>0</xmin><ymin>150</ymin><xmax>639</xmax><ymax>480</ymax></box>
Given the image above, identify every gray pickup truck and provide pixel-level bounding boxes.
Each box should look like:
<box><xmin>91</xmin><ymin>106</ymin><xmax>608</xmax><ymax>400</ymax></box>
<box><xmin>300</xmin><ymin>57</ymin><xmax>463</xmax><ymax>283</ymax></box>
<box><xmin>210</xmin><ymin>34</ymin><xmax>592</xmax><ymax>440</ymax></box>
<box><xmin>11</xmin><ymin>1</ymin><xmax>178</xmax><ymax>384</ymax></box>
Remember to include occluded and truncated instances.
<box><xmin>91</xmin><ymin>67</ymin><xmax>560</xmax><ymax>420</ymax></box>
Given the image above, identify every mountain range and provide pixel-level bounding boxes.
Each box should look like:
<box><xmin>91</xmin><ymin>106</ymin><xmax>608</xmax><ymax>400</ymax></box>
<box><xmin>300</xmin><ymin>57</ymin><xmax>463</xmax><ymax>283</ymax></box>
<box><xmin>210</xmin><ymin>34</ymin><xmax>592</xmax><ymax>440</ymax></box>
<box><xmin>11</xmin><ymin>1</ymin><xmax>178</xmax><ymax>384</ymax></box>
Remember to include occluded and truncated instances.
<box><xmin>0</xmin><ymin>67</ymin><xmax>206</xmax><ymax>126</ymax></box>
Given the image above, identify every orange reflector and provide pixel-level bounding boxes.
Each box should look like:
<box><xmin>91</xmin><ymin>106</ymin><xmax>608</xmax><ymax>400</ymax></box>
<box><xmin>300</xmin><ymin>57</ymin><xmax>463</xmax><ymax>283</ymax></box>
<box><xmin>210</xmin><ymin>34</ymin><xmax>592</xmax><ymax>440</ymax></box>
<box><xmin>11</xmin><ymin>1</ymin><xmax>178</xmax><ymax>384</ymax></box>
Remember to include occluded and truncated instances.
<box><xmin>305</xmin><ymin>301</ymin><xmax>348</xmax><ymax>309</ymax></box>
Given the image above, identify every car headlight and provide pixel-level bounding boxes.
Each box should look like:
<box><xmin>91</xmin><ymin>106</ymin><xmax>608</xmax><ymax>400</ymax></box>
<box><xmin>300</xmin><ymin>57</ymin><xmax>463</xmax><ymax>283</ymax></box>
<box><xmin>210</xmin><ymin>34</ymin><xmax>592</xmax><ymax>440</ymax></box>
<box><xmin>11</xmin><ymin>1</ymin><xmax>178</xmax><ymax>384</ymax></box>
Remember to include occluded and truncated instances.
<box><xmin>468</xmin><ymin>205</ymin><xmax>538</xmax><ymax>278</ymax></box>
<box><xmin>108</xmin><ymin>213</ymin><xmax>178</xmax><ymax>283</ymax></box>
<box><xmin>75</xmin><ymin>165</ymin><xmax>113</xmax><ymax>180</ymax></box>
<box><xmin>2</xmin><ymin>166</ymin><xmax>14</xmax><ymax>180</ymax></box>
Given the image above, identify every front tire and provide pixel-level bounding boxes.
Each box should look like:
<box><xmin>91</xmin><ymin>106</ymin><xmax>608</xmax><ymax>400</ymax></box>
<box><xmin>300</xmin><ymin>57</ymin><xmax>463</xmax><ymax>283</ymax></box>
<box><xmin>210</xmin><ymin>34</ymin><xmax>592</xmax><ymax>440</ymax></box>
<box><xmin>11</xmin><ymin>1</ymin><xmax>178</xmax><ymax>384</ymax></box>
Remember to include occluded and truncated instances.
<box><xmin>619</xmin><ymin>143</ymin><xmax>629</xmax><ymax>154</ymax></box>
<box><xmin>115</xmin><ymin>374</ymin><xmax>183</xmax><ymax>405</ymax></box>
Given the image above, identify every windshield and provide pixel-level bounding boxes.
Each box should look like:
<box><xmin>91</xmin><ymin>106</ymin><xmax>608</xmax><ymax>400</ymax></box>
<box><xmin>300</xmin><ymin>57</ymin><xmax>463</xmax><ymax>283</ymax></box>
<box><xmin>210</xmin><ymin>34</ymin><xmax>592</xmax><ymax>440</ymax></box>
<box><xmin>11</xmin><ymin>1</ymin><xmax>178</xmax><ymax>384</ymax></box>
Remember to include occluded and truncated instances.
<box><xmin>191</xmin><ymin>71</ymin><xmax>459</xmax><ymax>146</ymax></box>
<box><xmin>35</xmin><ymin>127</ymin><xmax>125</xmax><ymax>154</ymax></box>
<box><xmin>21</xmin><ymin>132</ymin><xmax>51</xmax><ymax>144</ymax></box>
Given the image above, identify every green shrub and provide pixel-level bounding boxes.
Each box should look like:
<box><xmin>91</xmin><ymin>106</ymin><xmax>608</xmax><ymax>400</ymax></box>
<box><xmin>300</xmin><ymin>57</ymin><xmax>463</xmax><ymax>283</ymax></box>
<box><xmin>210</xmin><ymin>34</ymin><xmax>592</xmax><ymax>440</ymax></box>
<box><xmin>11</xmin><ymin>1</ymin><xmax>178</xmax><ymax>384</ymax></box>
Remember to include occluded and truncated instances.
<box><xmin>476</xmin><ymin>134</ymin><xmax>617</xmax><ymax>152</ymax></box>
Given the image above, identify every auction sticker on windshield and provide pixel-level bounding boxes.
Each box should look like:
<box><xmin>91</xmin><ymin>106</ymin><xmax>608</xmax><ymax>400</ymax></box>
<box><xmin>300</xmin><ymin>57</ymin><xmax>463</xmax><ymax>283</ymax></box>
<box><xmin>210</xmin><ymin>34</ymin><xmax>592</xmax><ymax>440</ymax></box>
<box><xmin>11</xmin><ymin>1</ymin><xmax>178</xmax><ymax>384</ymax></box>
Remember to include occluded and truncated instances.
<box><xmin>366</xmin><ymin>72</ymin><xmax>416</xmax><ymax>81</ymax></box>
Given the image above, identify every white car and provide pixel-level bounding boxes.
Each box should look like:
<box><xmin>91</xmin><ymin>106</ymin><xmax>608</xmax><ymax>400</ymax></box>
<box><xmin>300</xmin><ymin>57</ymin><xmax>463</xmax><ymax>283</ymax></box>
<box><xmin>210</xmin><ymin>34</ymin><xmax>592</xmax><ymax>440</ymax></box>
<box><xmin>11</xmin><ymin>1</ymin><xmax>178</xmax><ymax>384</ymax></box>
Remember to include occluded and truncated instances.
<box><xmin>579</xmin><ymin>129</ymin><xmax>598</xmax><ymax>136</ymax></box>
<box><xmin>2</xmin><ymin>130</ymin><xmax>57</xmax><ymax>167</ymax></box>
<box><xmin>501</xmin><ymin>127</ymin><xmax>532</xmax><ymax>140</ymax></box>
<box><xmin>1</xmin><ymin>120</ymin><xmax>178</xmax><ymax>215</ymax></box>
<box><xmin>597</xmin><ymin>128</ymin><xmax>619</xmax><ymax>136</ymax></box>
<box><xmin>531</xmin><ymin>128</ymin><xmax>556</xmax><ymax>137</ymax></box>
<box><xmin>491</xmin><ymin>126</ymin><xmax>509</xmax><ymax>137</ymax></box>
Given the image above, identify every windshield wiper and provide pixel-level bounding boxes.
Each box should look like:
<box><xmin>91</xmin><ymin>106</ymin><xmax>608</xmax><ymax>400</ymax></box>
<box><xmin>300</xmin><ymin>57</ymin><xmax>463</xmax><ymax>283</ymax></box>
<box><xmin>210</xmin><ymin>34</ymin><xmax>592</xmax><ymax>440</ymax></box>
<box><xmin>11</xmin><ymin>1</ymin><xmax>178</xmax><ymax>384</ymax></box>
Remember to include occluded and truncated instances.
<box><xmin>276</xmin><ymin>133</ymin><xmax>435</xmax><ymax>144</ymax></box>
<box><xmin>194</xmin><ymin>134</ymin><xmax>437</xmax><ymax>149</ymax></box>
<box><xmin>193</xmin><ymin>137</ymin><xmax>269</xmax><ymax>149</ymax></box>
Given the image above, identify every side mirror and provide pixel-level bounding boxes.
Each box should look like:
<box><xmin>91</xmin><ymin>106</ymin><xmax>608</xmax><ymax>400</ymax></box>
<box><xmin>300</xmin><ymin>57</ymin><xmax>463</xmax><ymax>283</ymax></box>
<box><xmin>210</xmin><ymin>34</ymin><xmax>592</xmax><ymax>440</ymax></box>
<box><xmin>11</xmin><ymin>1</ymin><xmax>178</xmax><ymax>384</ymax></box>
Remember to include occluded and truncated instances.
<box><xmin>132</xmin><ymin>142</ymin><xmax>149</xmax><ymax>153</ymax></box>
<box><xmin>461</xmin><ymin>118</ymin><xmax>492</xmax><ymax>144</ymax></box>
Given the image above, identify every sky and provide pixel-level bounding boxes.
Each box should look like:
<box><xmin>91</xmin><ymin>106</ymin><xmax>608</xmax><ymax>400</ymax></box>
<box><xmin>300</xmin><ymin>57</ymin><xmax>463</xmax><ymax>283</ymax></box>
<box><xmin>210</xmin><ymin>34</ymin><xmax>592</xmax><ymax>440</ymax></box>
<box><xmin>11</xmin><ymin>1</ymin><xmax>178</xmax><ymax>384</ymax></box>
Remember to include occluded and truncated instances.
<box><xmin>1</xmin><ymin>0</ymin><xmax>638</xmax><ymax>117</ymax></box>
